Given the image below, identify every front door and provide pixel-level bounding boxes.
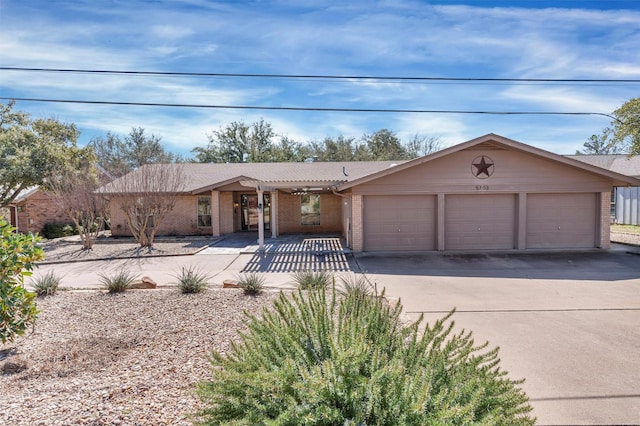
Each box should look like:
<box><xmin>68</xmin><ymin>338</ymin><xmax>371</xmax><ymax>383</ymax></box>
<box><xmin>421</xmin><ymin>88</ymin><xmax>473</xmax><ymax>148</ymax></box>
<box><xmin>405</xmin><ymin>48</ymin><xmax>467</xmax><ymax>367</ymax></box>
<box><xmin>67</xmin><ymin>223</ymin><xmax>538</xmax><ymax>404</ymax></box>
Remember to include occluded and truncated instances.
<box><xmin>240</xmin><ymin>194</ymin><xmax>270</xmax><ymax>231</ymax></box>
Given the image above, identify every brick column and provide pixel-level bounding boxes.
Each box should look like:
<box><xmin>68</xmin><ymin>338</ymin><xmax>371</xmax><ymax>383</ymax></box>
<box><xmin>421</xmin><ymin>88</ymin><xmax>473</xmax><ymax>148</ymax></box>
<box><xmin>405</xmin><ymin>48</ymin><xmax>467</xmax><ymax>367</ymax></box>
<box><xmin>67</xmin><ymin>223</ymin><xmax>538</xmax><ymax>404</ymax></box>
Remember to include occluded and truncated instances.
<box><xmin>599</xmin><ymin>191</ymin><xmax>611</xmax><ymax>249</ymax></box>
<box><xmin>211</xmin><ymin>190</ymin><xmax>220</xmax><ymax>237</ymax></box>
<box><xmin>351</xmin><ymin>195</ymin><xmax>363</xmax><ymax>252</ymax></box>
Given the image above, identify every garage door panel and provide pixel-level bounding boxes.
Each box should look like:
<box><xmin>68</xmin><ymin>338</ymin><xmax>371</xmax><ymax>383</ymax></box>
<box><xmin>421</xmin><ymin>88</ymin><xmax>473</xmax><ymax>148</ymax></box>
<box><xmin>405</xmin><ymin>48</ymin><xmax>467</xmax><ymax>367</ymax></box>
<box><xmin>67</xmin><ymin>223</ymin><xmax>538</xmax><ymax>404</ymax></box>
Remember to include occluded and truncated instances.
<box><xmin>527</xmin><ymin>193</ymin><xmax>596</xmax><ymax>249</ymax></box>
<box><xmin>445</xmin><ymin>194</ymin><xmax>516</xmax><ymax>250</ymax></box>
<box><xmin>364</xmin><ymin>195</ymin><xmax>436</xmax><ymax>251</ymax></box>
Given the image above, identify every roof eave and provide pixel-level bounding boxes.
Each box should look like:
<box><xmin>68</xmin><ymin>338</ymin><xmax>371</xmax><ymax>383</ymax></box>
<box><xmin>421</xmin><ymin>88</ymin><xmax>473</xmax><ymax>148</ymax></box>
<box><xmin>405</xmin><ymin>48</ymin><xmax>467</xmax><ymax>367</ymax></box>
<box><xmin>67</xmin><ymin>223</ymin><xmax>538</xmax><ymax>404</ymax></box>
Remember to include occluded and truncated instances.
<box><xmin>337</xmin><ymin>133</ymin><xmax>640</xmax><ymax>190</ymax></box>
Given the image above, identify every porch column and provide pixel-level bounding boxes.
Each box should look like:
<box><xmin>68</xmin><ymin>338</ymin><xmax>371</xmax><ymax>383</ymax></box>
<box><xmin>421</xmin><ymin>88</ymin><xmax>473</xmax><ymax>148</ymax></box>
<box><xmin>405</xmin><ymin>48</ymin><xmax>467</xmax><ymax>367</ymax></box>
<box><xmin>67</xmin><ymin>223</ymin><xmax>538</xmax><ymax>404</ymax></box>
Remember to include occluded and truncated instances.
<box><xmin>257</xmin><ymin>188</ymin><xmax>265</xmax><ymax>251</ymax></box>
<box><xmin>270</xmin><ymin>190</ymin><xmax>278</xmax><ymax>238</ymax></box>
<box><xmin>351</xmin><ymin>194</ymin><xmax>363</xmax><ymax>252</ymax></box>
<box><xmin>211</xmin><ymin>190</ymin><xmax>220</xmax><ymax>237</ymax></box>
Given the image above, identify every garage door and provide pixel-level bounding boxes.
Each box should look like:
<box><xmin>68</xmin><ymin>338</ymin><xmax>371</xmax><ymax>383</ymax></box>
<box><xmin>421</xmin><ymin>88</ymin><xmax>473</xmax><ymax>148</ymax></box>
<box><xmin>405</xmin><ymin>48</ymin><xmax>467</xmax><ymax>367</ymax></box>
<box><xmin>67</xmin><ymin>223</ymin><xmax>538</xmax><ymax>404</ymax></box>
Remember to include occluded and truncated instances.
<box><xmin>526</xmin><ymin>193</ymin><xmax>597</xmax><ymax>249</ymax></box>
<box><xmin>363</xmin><ymin>195</ymin><xmax>436</xmax><ymax>251</ymax></box>
<box><xmin>445</xmin><ymin>194</ymin><xmax>516</xmax><ymax>250</ymax></box>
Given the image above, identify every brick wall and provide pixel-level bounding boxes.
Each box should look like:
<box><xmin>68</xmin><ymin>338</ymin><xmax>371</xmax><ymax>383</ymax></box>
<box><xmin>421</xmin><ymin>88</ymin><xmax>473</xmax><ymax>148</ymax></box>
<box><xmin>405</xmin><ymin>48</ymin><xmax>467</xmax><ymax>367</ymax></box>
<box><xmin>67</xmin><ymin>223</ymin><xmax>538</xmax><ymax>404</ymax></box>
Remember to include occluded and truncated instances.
<box><xmin>110</xmin><ymin>195</ymin><xmax>212</xmax><ymax>236</ymax></box>
<box><xmin>277</xmin><ymin>193</ymin><xmax>342</xmax><ymax>234</ymax></box>
<box><xmin>219</xmin><ymin>192</ymin><xmax>234</xmax><ymax>234</ymax></box>
<box><xmin>15</xmin><ymin>191</ymin><xmax>70</xmax><ymax>235</ymax></box>
<box><xmin>351</xmin><ymin>195</ymin><xmax>363</xmax><ymax>251</ymax></box>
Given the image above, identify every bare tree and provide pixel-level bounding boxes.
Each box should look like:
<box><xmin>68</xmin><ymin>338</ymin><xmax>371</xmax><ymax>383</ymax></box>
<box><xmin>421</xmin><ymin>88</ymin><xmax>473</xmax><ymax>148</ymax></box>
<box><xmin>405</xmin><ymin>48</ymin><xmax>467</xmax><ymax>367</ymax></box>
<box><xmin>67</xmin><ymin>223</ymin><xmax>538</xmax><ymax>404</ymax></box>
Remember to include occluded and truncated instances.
<box><xmin>51</xmin><ymin>178</ymin><xmax>109</xmax><ymax>250</ymax></box>
<box><xmin>406</xmin><ymin>134</ymin><xmax>444</xmax><ymax>158</ymax></box>
<box><xmin>105</xmin><ymin>164</ymin><xmax>187</xmax><ymax>248</ymax></box>
<box><xmin>49</xmin><ymin>150</ymin><xmax>109</xmax><ymax>250</ymax></box>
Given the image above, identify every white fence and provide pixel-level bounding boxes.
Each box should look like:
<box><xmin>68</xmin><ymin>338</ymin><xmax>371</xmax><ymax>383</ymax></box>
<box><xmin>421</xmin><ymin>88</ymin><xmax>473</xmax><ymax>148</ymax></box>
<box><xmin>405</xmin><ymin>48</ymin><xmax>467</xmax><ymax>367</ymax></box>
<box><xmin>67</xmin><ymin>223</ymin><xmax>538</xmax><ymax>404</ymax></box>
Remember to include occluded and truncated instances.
<box><xmin>615</xmin><ymin>187</ymin><xmax>640</xmax><ymax>225</ymax></box>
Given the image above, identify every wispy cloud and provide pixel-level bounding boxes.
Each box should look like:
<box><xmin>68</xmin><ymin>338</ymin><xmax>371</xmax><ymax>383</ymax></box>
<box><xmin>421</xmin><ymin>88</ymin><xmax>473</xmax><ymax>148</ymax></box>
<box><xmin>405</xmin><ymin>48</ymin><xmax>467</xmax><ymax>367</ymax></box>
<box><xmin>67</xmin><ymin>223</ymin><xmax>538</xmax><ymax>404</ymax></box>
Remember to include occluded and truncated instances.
<box><xmin>1</xmin><ymin>0</ymin><xmax>638</xmax><ymax>155</ymax></box>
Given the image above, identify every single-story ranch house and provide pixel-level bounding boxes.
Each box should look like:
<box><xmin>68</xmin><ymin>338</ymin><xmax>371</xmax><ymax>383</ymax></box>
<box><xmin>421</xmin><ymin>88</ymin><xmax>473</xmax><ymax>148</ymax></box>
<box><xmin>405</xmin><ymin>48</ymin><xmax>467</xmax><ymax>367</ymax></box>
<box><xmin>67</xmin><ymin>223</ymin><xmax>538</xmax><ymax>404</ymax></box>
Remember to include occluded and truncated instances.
<box><xmin>102</xmin><ymin>134</ymin><xmax>640</xmax><ymax>252</ymax></box>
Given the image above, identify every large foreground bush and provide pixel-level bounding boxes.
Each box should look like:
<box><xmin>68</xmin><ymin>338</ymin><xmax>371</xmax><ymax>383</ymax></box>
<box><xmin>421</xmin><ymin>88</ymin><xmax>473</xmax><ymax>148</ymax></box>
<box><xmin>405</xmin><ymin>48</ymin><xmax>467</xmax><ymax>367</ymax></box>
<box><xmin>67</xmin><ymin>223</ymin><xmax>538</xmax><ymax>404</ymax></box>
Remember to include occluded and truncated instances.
<box><xmin>196</xmin><ymin>286</ymin><xmax>535</xmax><ymax>425</ymax></box>
<box><xmin>0</xmin><ymin>219</ymin><xmax>44</xmax><ymax>343</ymax></box>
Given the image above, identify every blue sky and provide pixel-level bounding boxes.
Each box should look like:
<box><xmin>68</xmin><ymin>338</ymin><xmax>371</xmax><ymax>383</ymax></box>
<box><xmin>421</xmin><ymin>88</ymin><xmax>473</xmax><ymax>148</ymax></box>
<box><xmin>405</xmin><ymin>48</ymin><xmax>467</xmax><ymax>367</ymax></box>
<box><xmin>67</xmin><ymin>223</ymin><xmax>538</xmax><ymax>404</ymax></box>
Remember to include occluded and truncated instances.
<box><xmin>1</xmin><ymin>0</ymin><xmax>639</xmax><ymax>156</ymax></box>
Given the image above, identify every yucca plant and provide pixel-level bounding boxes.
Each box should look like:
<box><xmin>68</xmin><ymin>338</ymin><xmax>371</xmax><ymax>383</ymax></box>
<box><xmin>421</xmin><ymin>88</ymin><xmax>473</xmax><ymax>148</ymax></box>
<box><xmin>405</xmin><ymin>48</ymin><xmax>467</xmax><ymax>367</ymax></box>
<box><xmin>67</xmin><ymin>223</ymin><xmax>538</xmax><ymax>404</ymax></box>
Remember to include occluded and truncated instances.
<box><xmin>236</xmin><ymin>272</ymin><xmax>266</xmax><ymax>295</ymax></box>
<box><xmin>99</xmin><ymin>270</ymin><xmax>137</xmax><ymax>293</ymax></box>
<box><xmin>174</xmin><ymin>266</ymin><xmax>209</xmax><ymax>294</ymax></box>
<box><xmin>339</xmin><ymin>273</ymin><xmax>375</xmax><ymax>298</ymax></box>
<box><xmin>196</xmin><ymin>285</ymin><xmax>535</xmax><ymax>425</ymax></box>
<box><xmin>32</xmin><ymin>271</ymin><xmax>62</xmax><ymax>297</ymax></box>
<box><xmin>291</xmin><ymin>269</ymin><xmax>333</xmax><ymax>290</ymax></box>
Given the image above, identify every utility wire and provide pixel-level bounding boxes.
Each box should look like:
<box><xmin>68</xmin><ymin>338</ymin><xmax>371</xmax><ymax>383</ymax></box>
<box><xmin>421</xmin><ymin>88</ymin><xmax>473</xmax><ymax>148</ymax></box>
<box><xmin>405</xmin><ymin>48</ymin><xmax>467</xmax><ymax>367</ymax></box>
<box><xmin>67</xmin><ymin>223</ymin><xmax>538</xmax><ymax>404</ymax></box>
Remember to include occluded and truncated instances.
<box><xmin>0</xmin><ymin>96</ymin><xmax>619</xmax><ymax>121</ymax></box>
<box><xmin>2</xmin><ymin>67</ymin><xmax>640</xmax><ymax>84</ymax></box>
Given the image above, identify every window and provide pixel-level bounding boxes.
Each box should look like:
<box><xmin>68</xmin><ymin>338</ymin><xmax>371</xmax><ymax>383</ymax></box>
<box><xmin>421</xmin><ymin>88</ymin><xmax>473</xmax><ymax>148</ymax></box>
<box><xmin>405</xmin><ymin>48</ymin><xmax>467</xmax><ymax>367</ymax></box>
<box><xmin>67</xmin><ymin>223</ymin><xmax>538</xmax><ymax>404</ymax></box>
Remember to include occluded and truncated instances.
<box><xmin>197</xmin><ymin>196</ymin><xmax>212</xmax><ymax>227</ymax></box>
<box><xmin>301</xmin><ymin>194</ymin><xmax>320</xmax><ymax>226</ymax></box>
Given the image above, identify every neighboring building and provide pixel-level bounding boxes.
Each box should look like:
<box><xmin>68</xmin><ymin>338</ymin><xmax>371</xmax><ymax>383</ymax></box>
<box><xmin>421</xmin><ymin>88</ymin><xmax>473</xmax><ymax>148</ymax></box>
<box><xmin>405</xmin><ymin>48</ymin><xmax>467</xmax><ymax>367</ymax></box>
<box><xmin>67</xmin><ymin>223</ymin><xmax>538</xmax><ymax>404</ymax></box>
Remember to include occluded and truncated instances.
<box><xmin>102</xmin><ymin>134</ymin><xmax>640</xmax><ymax>252</ymax></box>
<box><xmin>568</xmin><ymin>154</ymin><xmax>640</xmax><ymax>225</ymax></box>
<box><xmin>7</xmin><ymin>188</ymin><xmax>70</xmax><ymax>234</ymax></box>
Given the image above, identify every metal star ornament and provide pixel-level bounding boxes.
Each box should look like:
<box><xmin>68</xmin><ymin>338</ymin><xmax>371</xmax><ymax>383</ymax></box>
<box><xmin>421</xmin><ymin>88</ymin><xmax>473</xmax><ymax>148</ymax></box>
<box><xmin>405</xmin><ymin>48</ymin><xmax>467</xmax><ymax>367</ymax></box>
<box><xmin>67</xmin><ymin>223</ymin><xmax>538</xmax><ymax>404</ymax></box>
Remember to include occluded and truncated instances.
<box><xmin>472</xmin><ymin>156</ymin><xmax>494</xmax><ymax>178</ymax></box>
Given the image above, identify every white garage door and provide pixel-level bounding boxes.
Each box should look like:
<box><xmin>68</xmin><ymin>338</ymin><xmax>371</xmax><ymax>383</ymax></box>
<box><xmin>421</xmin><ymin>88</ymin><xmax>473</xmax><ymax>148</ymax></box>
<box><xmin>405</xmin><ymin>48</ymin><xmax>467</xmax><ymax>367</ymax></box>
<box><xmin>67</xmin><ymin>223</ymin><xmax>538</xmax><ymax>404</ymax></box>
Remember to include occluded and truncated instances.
<box><xmin>445</xmin><ymin>194</ymin><xmax>516</xmax><ymax>250</ymax></box>
<box><xmin>526</xmin><ymin>193</ymin><xmax>597</xmax><ymax>249</ymax></box>
<box><xmin>363</xmin><ymin>195</ymin><xmax>436</xmax><ymax>251</ymax></box>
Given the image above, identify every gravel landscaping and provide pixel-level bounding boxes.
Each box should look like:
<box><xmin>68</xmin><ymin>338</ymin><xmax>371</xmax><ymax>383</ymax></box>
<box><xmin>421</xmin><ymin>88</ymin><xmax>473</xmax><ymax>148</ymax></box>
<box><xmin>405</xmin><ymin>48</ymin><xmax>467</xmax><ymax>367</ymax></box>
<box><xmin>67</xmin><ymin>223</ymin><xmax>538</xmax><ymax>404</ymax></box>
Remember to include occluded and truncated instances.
<box><xmin>39</xmin><ymin>235</ymin><xmax>218</xmax><ymax>263</ymax></box>
<box><xmin>0</xmin><ymin>289</ymin><xmax>280</xmax><ymax>425</ymax></box>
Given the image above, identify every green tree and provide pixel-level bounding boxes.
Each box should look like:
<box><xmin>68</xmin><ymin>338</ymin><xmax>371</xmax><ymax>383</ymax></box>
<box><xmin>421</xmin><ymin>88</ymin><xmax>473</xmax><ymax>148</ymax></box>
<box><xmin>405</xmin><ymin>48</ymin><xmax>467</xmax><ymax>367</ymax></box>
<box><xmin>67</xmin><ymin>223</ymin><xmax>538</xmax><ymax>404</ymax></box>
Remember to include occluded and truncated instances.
<box><xmin>610</xmin><ymin>97</ymin><xmax>640</xmax><ymax>155</ymax></box>
<box><xmin>307</xmin><ymin>136</ymin><xmax>365</xmax><ymax>162</ymax></box>
<box><xmin>0</xmin><ymin>101</ymin><xmax>83</xmax><ymax>207</ymax></box>
<box><xmin>193</xmin><ymin>119</ymin><xmax>278</xmax><ymax>163</ymax></box>
<box><xmin>197</xmin><ymin>285</ymin><xmax>534</xmax><ymax>425</ymax></box>
<box><xmin>89</xmin><ymin>127</ymin><xmax>177</xmax><ymax>177</ymax></box>
<box><xmin>361</xmin><ymin>128</ymin><xmax>411</xmax><ymax>160</ymax></box>
<box><xmin>575</xmin><ymin>130</ymin><xmax>621</xmax><ymax>155</ymax></box>
<box><xmin>0</xmin><ymin>219</ymin><xmax>44</xmax><ymax>343</ymax></box>
<box><xmin>270</xmin><ymin>136</ymin><xmax>307</xmax><ymax>162</ymax></box>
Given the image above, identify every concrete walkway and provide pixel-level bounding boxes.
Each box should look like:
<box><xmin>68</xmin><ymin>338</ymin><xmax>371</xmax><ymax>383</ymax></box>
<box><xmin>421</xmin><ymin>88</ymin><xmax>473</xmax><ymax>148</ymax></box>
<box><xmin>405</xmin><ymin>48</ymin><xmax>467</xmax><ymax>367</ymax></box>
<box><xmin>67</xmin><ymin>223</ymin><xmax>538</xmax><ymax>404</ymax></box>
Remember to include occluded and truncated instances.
<box><xmin>29</xmin><ymin>237</ymin><xmax>640</xmax><ymax>425</ymax></box>
<box><xmin>32</xmin><ymin>234</ymin><xmax>355</xmax><ymax>290</ymax></box>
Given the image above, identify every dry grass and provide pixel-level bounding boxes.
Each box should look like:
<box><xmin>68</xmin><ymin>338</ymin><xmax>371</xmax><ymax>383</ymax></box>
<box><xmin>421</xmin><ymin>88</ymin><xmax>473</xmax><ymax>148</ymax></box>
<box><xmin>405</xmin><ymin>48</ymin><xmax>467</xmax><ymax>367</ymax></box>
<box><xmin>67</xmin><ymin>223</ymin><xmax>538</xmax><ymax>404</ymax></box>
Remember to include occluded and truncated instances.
<box><xmin>611</xmin><ymin>224</ymin><xmax>640</xmax><ymax>235</ymax></box>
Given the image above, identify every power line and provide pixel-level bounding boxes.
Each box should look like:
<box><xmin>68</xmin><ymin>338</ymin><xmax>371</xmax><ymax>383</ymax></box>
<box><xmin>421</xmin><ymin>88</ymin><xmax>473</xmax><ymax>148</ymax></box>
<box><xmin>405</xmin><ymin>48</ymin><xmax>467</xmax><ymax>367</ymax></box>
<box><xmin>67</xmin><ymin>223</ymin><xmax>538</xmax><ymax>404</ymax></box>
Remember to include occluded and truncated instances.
<box><xmin>0</xmin><ymin>96</ymin><xmax>618</xmax><ymax>121</ymax></box>
<box><xmin>2</xmin><ymin>67</ymin><xmax>639</xmax><ymax>84</ymax></box>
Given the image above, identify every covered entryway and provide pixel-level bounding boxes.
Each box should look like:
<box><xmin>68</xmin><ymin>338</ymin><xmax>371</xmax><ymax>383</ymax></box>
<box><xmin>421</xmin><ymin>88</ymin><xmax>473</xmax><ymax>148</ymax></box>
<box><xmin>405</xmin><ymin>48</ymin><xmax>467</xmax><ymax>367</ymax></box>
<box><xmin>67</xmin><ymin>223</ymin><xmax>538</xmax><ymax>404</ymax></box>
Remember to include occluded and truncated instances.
<box><xmin>526</xmin><ymin>193</ymin><xmax>597</xmax><ymax>248</ymax></box>
<box><xmin>363</xmin><ymin>195</ymin><xmax>436</xmax><ymax>251</ymax></box>
<box><xmin>445</xmin><ymin>194</ymin><xmax>516</xmax><ymax>250</ymax></box>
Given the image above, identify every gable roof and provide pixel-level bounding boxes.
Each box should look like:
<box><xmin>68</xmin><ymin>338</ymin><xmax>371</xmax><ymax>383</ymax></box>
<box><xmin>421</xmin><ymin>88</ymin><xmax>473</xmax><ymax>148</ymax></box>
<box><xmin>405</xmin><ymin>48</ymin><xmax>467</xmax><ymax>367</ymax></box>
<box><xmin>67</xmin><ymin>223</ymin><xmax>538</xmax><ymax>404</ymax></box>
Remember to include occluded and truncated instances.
<box><xmin>99</xmin><ymin>161</ymin><xmax>405</xmax><ymax>194</ymax></box>
<box><xmin>336</xmin><ymin>133</ymin><xmax>640</xmax><ymax>190</ymax></box>
<box><xmin>567</xmin><ymin>154</ymin><xmax>640</xmax><ymax>179</ymax></box>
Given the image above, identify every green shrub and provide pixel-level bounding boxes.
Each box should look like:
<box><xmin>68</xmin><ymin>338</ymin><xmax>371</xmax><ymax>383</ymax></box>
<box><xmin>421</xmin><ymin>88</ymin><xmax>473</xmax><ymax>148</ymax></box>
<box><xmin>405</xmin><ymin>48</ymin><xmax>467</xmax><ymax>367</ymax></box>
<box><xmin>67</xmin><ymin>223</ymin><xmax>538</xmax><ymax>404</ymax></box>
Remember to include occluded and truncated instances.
<box><xmin>236</xmin><ymin>272</ymin><xmax>266</xmax><ymax>295</ymax></box>
<box><xmin>1</xmin><ymin>219</ymin><xmax>44</xmax><ymax>344</ymax></box>
<box><xmin>99</xmin><ymin>270</ymin><xmax>137</xmax><ymax>293</ymax></box>
<box><xmin>32</xmin><ymin>271</ymin><xmax>61</xmax><ymax>296</ymax></box>
<box><xmin>196</xmin><ymin>286</ymin><xmax>535</xmax><ymax>425</ymax></box>
<box><xmin>175</xmin><ymin>266</ymin><xmax>209</xmax><ymax>294</ymax></box>
<box><xmin>291</xmin><ymin>269</ymin><xmax>333</xmax><ymax>290</ymax></box>
<box><xmin>41</xmin><ymin>222</ymin><xmax>76</xmax><ymax>239</ymax></box>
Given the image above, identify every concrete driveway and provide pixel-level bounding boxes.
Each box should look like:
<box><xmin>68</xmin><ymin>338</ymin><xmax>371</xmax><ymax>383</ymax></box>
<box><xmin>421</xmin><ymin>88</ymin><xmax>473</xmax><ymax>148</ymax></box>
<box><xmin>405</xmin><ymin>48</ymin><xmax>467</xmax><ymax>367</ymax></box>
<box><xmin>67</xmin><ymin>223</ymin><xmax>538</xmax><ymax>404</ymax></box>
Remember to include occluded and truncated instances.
<box><xmin>355</xmin><ymin>246</ymin><xmax>640</xmax><ymax>425</ymax></box>
<box><xmin>33</xmin><ymin>237</ymin><xmax>640</xmax><ymax>424</ymax></box>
